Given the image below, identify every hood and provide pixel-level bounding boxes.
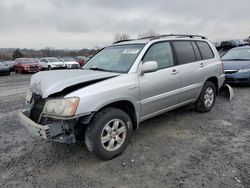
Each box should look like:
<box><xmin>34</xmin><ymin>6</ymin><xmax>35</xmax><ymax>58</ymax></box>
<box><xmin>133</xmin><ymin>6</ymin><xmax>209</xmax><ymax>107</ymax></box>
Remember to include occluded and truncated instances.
<box><xmin>25</xmin><ymin>63</ymin><xmax>40</xmax><ymax>66</ymax></box>
<box><xmin>223</xmin><ymin>60</ymin><xmax>250</xmax><ymax>70</ymax></box>
<box><xmin>30</xmin><ymin>69</ymin><xmax>119</xmax><ymax>98</ymax></box>
<box><xmin>49</xmin><ymin>61</ymin><xmax>64</xmax><ymax>65</ymax></box>
<box><xmin>64</xmin><ymin>61</ymin><xmax>79</xmax><ymax>65</ymax></box>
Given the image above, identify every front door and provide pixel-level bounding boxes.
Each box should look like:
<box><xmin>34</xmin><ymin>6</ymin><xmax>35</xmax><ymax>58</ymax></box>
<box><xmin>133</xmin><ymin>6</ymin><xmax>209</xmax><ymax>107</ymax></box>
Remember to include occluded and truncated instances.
<box><xmin>139</xmin><ymin>42</ymin><xmax>181</xmax><ymax>120</ymax></box>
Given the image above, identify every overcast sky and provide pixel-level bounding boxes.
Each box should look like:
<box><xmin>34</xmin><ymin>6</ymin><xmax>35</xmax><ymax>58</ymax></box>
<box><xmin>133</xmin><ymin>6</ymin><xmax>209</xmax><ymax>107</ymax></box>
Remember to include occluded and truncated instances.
<box><xmin>0</xmin><ymin>0</ymin><xmax>249</xmax><ymax>49</ymax></box>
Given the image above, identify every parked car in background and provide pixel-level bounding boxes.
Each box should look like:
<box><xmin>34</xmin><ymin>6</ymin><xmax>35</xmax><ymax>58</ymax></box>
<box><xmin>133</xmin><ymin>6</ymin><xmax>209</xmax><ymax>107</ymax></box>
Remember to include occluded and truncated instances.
<box><xmin>3</xmin><ymin>61</ymin><xmax>15</xmax><ymax>71</ymax></box>
<box><xmin>32</xmin><ymin>58</ymin><xmax>40</xmax><ymax>63</ymax></box>
<box><xmin>40</xmin><ymin>57</ymin><xmax>66</xmax><ymax>70</ymax></box>
<box><xmin>74</xmin><ymin>56</ymin><xmax>89</xmax><ymax>67</ymax></box>
<box><xmin>213</xmin><ymin>42</ymin><xmax>221</xmax><ymax>50</ymax></box>
<box><xmin>14</xmin><ymin>58</ymin><xmax>42</xmax><ymax>74</ymax></box>
<box><xmin>18</xmin><ymin>34</ymin><xmax>225</xmax><ymax>159</ymax></box>
<box><xmin>235</xmin><ymin>39</ymin><xmax>248</xmax><ymax>47</ymax></box>
<box><xmin>222</xmin><ymin>46</ymin><xmax>250</xmax><ymax>84</ymax></box>
<box><xmin>221</xmin><ymin>40</ymin><xmax>238</xmax><ymax>51</ymax></box>
<box><xmin>59</xmin><ymin>57</ymin><xmax>80</xmax><ymax>69</ymax></box>
<box><xmin>0</xmin><ymin>62</ymin><xmax>10</xmax><ymax>76</ymax></box>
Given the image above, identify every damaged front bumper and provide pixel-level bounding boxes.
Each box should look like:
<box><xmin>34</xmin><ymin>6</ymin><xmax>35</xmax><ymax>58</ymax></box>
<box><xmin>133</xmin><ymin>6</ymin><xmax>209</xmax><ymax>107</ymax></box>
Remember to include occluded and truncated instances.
<box><xmin>18</xmin><ymin>110</ymin><xmax>76</xmax><ymax>144</ymax></box>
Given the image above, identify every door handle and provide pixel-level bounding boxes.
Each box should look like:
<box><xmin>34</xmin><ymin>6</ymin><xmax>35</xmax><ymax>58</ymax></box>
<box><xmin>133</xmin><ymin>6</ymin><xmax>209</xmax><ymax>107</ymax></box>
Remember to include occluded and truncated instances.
<box><xmin>200</xmin><ymin>63</ymin><xmax>205</xmax><ymax>68</ymax></box>
<box><xmin>171</xmin><ymin>69</ymin><xmax>178</xmax><ymax>75</ymax></box>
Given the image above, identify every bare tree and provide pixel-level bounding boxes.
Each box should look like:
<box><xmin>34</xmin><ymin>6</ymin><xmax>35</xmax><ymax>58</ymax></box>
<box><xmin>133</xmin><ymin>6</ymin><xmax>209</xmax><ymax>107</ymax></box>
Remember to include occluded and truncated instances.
<box><xmin>138</xmin><ymin>30</ymin><xmax>159</xmax><ymax>39</ymax></box>
<box><xmin>114</xmin><ymin>33</ymin><xmax>130</xmax><ymax>42</ymax></box>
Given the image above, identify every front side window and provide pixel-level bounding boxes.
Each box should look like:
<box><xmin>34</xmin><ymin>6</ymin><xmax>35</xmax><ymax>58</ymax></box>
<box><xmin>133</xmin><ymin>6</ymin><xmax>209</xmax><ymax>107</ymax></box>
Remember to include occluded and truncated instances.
<box><xmin>84</xmin><ymin>44</ymin><xmax>144</xmax><ymax>73</ymax></box>
<box><xmin>196</xmin><ymin>41</ymin><xmax>214</xmax><ymax>60</ymax></box>
<box><xmin>143</xmin><ymin>42</ymin><xmax>174</xmax><ymax>69</ymax></box>
<box><xmin>173</xmin><ymin>41</ymin><xmax>196</xmax><ymax>65</ymax></box>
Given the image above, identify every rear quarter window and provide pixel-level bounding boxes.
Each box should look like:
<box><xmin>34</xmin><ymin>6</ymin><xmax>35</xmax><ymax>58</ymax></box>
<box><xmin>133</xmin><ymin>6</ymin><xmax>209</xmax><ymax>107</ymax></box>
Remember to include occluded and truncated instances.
<box><xmin>172</xmin><ymin>41</ymin><xmax>196</xmax><ymax>65</ymax></box>
<box><xmin>196</xmin><ymin>41</ymin><xmax>214</xmax><ymax>60</ymax></box>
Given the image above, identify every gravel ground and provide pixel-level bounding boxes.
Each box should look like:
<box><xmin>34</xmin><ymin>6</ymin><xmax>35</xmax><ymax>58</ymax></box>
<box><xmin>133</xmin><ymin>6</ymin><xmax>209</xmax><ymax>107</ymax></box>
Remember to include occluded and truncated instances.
<box><xmin>0</xmin><ymin>73</ymin><xmax>249</xmax><ymax>188</ymax></box>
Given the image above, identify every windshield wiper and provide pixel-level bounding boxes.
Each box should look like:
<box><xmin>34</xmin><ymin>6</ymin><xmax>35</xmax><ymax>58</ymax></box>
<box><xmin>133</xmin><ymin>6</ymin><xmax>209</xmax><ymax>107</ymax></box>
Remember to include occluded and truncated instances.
<box><xmin>87</xmin><ymin>67</ymin><xmax>111</xmax><ymax>72</ymax></box>
<box><xmin>85</xmin><ymin>67</ymin><xmax>126</xmax><ymax>73</ymax></box>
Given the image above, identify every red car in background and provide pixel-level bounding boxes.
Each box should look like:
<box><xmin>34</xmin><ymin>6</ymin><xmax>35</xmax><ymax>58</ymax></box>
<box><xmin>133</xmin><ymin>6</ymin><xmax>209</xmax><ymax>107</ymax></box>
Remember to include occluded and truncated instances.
<box><xmin>74</xmin><ymin>56</ymin><xmax>89</xmax><ymax>67</ymax></box>
<box><xmin>14</xmin><ymin>58</ymin><xmax>42</xmax><ymax>73</ymax></box>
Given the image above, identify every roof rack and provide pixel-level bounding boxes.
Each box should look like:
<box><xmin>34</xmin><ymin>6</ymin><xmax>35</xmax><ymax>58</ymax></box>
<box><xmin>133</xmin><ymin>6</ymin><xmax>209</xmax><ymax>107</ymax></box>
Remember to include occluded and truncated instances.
<box><xmin>113</xmin><ymin>39</ymin><xmax>135</xmax><ymax>44</ymax></box>
<box><xmin>150</xmin><ymin>34</ymin><xmax>207</xmax><ymax>40</ymax></box>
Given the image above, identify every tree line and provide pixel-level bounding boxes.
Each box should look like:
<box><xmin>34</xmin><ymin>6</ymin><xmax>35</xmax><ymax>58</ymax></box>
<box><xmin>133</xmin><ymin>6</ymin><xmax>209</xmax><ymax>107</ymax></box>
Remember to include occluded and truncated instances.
<box><xmin>0</xmin><ymin>31</ymin><xmax>159</xmax><ymax>61</ymax></box>
<box><xmin>0</xmin><ymin>48</ymin><xmax>99</xmax><ymax>61</ymax></box>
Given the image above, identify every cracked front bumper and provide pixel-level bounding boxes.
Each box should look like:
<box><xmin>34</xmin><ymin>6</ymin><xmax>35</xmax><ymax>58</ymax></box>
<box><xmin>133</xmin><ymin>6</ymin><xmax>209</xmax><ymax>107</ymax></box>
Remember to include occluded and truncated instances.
<box><xmin>18</xmin><ymin>110</ymin><xmax>76</xmax><ymax>144</ymax></box>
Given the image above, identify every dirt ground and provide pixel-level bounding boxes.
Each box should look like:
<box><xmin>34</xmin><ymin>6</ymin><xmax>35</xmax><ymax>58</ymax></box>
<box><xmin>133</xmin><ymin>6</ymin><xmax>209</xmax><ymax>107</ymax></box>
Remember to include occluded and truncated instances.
<box><xmin>0</xmin><ymin>73</ymin><xmax>249</xmax><ymax>188</ymax></box>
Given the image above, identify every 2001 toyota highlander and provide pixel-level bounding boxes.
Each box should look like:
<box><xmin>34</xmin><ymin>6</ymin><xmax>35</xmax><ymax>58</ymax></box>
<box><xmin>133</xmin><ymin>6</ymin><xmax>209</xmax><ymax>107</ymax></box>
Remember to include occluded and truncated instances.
<box><xmin>18</xmin><ymin>34</ymin><xmax>225</xmax><ymax>159</ymax></box>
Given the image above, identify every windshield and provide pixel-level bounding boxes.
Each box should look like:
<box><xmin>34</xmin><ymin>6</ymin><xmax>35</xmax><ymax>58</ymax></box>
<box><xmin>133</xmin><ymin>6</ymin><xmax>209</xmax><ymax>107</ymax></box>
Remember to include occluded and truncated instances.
<box><xmin>83</xmin><ymin>44</ymin><xmax>144</xmax><ymax>73</ymax></box>
<box><xmin>47</xmin><ymin>57</ymin><xmax>60</xmax><ymax>62</ymax></box>
<box><xmin>221</xmin><ymin>48</ymin><xmax>250</xmax><ymax>61</ymax></box>
<box><xmin>62</xmin><ymin>57</ymin><xmax>75</xmax><ymax>62</ymax></box>
<box><xmin>20</xmin><ymin>59</ymin><xmax>35</xmax><ymax>64</ymax></box>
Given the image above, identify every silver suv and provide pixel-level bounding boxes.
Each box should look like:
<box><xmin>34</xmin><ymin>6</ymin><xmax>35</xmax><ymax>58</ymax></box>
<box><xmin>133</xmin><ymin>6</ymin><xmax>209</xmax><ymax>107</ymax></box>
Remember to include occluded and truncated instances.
<box><xmin>18</xmin><ymin>34</ymin><xmax>225</xmax><ymax>159</ymax></box>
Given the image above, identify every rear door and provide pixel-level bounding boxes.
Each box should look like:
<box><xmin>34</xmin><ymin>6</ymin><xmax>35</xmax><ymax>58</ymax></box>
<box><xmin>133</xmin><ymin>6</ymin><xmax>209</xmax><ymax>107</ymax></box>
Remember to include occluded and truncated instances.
<box><xmin>171</xmin><ymin>40</ymin><xmax>206</xmax><ymax>101</ymax></box>
<box><xmin>139</xmin><ymin>42</ymin><xmax>182</xmax><ymax>120</ymax></box>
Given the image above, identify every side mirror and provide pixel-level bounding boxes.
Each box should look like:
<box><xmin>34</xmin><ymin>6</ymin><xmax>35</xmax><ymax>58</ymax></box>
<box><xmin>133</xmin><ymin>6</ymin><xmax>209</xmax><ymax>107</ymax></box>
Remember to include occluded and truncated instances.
<box><xmin>141</xmin><ymin>61</ymin><xmax>158</xmax><ymax>74</ymax></box>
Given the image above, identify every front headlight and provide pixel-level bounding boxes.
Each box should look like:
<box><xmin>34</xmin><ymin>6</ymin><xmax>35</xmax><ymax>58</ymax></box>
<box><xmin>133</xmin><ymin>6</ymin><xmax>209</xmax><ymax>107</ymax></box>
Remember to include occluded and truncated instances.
<box><xmin>43</xmin><ymin>97</ymin><xmax>80</xmax><ymax>117</ymax></box>
<box><xmin>238</xmin><ymin>69</ymin><xmax>250</xmax><ymax>73</ymax></box>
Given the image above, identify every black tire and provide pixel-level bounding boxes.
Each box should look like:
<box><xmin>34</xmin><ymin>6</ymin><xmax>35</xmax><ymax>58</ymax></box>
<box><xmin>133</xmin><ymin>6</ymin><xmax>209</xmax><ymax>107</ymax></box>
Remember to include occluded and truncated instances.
<box><xmin>85</xmin><ymin>107</ymin><xmax>133</xmax><ymax>160</ymax></box>
<box><xmin>195</xmin><ymin>81</ymin><xmax>216</xmax><ymax>113</ymax></box>
<box><xmin>48</xmin><ymin>66</ymin><xmax>52</xmax><ymax>70</ymax></box>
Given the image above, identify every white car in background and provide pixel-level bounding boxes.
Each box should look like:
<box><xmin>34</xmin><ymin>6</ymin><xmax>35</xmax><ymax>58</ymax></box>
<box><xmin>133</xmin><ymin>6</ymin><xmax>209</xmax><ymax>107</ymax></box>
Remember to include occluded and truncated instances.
<box><xmin>59</xmin><ymin>57</ymin><xmax>80</xmax><ymax>69</ymax></box>
<box><xmin>40</xmin><ymin>57</ymin><xmax>66</xmax><ymax>70</ymax></box>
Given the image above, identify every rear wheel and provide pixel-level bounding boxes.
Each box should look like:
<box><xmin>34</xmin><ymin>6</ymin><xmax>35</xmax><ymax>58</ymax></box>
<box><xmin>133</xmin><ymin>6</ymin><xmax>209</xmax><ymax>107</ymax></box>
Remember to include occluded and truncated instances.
<box><xmin>195</xmin><ymin>81</ymin><xmax>216</xmax><ymax>113</ymax></box>
<box><xmin>85</xmin><ymin>108</ymin><xmax>133</xmax><ymax>160</ymax></box>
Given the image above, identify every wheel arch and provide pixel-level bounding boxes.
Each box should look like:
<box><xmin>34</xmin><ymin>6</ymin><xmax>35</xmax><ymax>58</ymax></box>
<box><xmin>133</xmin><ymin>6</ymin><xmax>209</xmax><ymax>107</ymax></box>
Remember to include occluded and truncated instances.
<box><xmin>98</xmin><ymin>100</ymin><xmax>138</xmax><ymax>130</ymax></box>
<box><xmin>79</xmin><ymin>100</ymin><xmax>139</xmax><ymax>130</ymax></box>
<box><xmin>206</xmin><ymin>76</ymin><xmax>219</xmax><ymax>94</ymax></box>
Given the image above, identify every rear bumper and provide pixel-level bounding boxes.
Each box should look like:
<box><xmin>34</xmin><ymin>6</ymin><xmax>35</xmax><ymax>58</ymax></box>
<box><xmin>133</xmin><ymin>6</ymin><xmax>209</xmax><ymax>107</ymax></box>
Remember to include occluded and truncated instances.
<box><xmin>218</xmin><ymin>74</ymin><xmax>225</xmax><ymax>89</ymax></box>
<box><xmin>18</xmin><ymin>110</ymin><xmax>76</xmax><ymax>144</ymax></box>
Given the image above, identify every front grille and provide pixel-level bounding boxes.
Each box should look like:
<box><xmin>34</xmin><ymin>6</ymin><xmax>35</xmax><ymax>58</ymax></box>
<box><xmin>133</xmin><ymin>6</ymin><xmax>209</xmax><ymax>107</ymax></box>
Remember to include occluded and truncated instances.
<box><xmin>225</xmin><ymin>77</ymin><xmax>248</xmax><ymax>82</ymax></box>
<box><xmin>71</xmin><ymin>64</ymin><xmax>79</xmax><ymax>69</ymax></box>
<box><xmin>30</xmin><ymin>65</ymin><xmax>39</xmax><ymax>68</ymax></box>
<box><xmin>30</xmin><ymin>95</ymin><xmax>45</xmax><ymax>123</ymax></box>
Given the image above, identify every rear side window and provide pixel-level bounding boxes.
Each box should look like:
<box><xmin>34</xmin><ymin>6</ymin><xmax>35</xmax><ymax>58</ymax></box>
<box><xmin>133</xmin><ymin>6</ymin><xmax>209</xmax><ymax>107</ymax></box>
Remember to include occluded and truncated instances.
<box><xmin>143</xmin><ymin>42</ymin><xmax>174</xmax><ymax>69</ymax></box>
<box><xmin>196</xmin><ymin>41</ymin><xmax>214</xmax><ymax>60</ymax></box>
<box><xmin>191</xmin><ymin>42</ymin><xmax>202</xmax><ymax>61</ymax></box>
<box><xmin>172</xmin><ymin>41</ymin><xmax>196</xmax><ymax>65</ymax></box>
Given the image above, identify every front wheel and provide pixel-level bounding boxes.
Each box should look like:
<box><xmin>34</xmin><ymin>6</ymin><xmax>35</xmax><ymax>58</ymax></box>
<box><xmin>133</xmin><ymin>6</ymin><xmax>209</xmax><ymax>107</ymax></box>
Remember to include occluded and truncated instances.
<box><xmin>85</xmin><ymin>108</ymin><xmax>133</xmax><ymax>160</ymax></box>
<box><xmin>195</xmin><ymin>81</ymin><xmax>216</xmax><ymax>113</ymax></box>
